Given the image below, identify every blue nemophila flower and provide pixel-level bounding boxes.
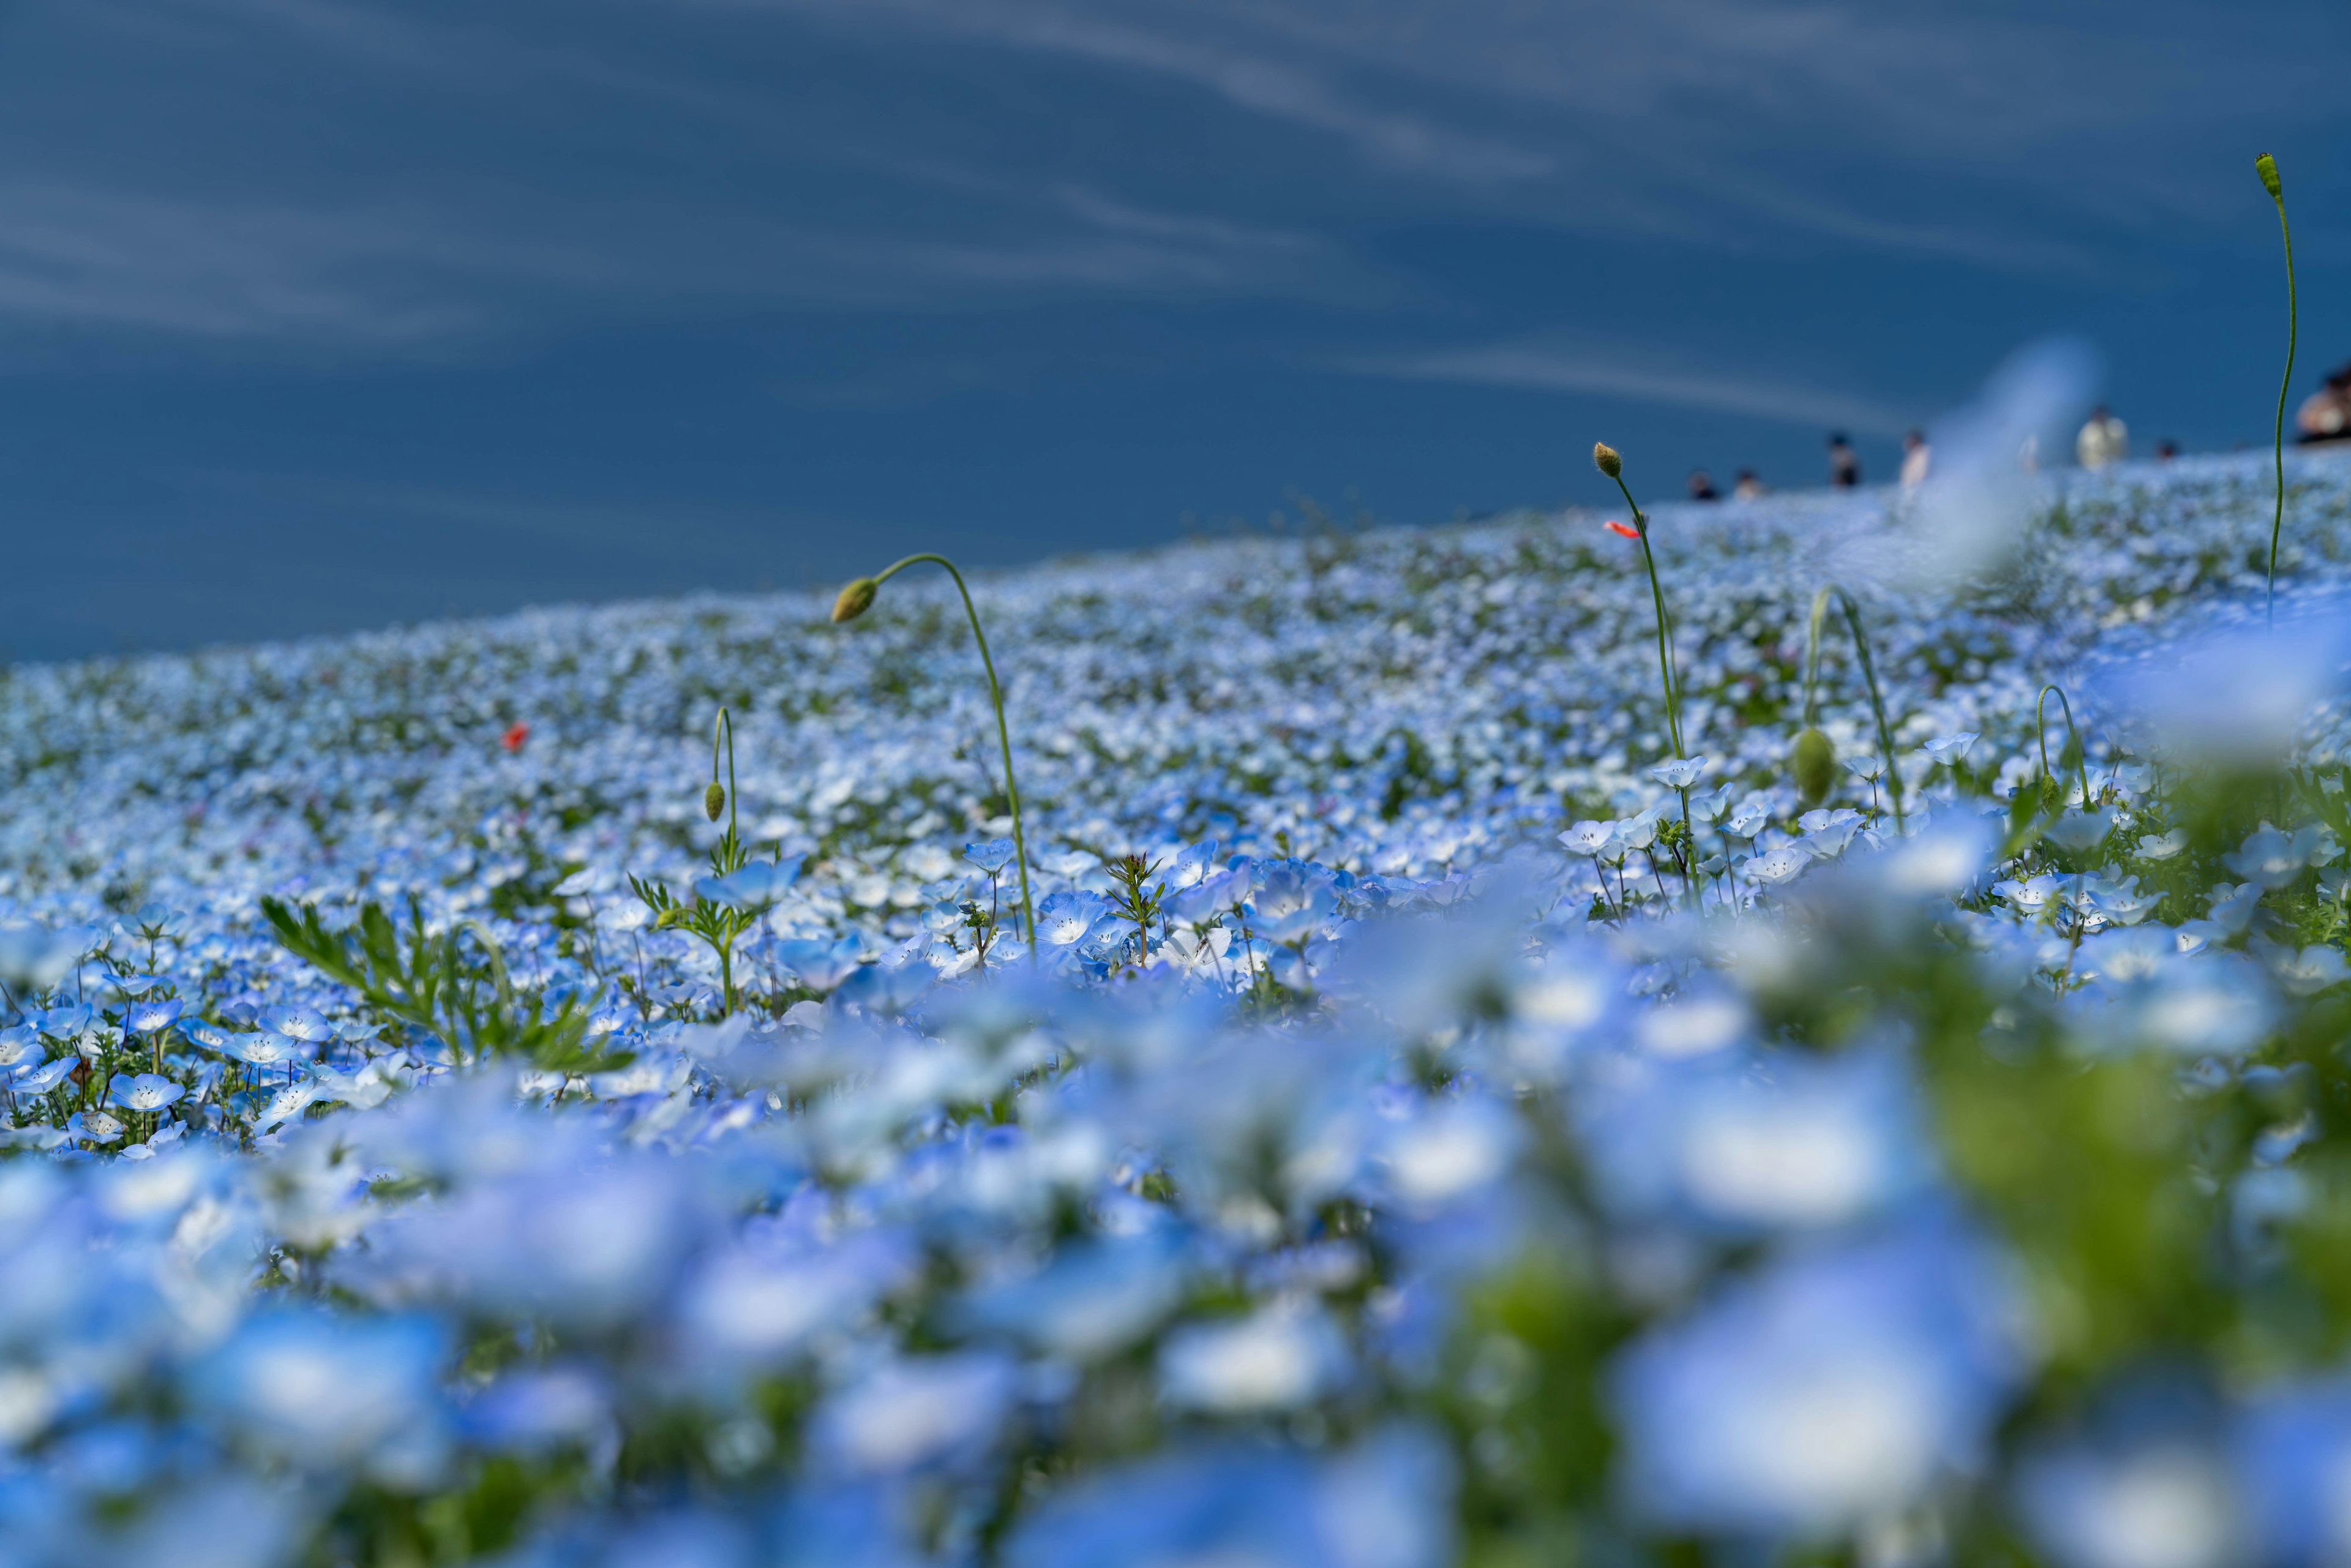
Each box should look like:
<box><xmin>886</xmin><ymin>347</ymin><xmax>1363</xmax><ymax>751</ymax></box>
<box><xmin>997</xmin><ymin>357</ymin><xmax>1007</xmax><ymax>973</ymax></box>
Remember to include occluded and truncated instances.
<box><xmin>2139</xmin><ymin>829</ymin><xmax>2188</xmax><ymax>861</ymax></box>
<box><xmin>1610</xmin><ymin>1220</ymin><xmax>2032</xmax><ymax>1537</ymax></box>
<box><xmin>1037</xmin><ymin>890</ymin><xmax>1114</xmax><ymax>948</ymax></box>
<box><xmin>2235</xmin><ymin>1376</ymin><xmax>2351</xmax><ymax>1566</ymax></box>
<box><xmin>107</xmin><ymin>1074</ymin><xmax>184</xmax><ymax>1113</ymax></box>
<box><xmin>1648</xmin><ymin>756</ymin><xmax>1711</xmax><ymax>790</ymax></box>
<box><xmin>1558</xmin><ymin>820</ymin><xmax>1619</xmax><ymax>857</ymax></box>
<box><xmin>2225</xmin><ymin>823</ymin><xmax>2335</xmax><ymax>890</ymax></box>
<box><xmin>458</xmin><ymin>1365</ymin><xmax>612</xmax><ymax>1457</ymax></box>
<box><xmin>1004</xmin><ymin>1427</ymin><xmax>1454</xmax><ymax>1568</ymax></box>
<box><xmin>1160</xmin><ymin>1300</ymin><xmax>1349</xmax><ymax>1415</ymax></box>
<box><xmin>1167</xmin><ymin>866</ymin><xmax>1248</xmax><ymax>923</ymax></box>
<box><xmin>65</xmin><ymin>1109</ymin><xmax>126</xmax><ymax>1145</ymax></box>
<box><xmin>2043</xmin><ymin>810</ymin><xmax>2117</xmax><ymax>856</ymax></box>
<box><xmin>227</xmin><ymin>1030</ymin><xmax>313</xmax><ymax>1068</ymax></box>
<box><xmin>261</xmin><ymin>1005</ymin><xmax>333</xmax><ymax>1044</ymax></box>
<box><xmin>775</xmin><ymin>935</ymin><xmax>865</xmax><ymax>991</ymax></box>
<box><xmin>1923</xmin><ymin>732</ymin><xmax>1981</xmax><ymax>765</ymax></box>
<box><xmin>696</xmin><ymin>857</ymin><xmax>804</xmax><ymax>909</ymax></box>
<box><xmin>1798</xmin><ymin>808</ymin><xmax>1866</xmax><ymax>857</ymax></box>
<box><xmin>2267</xmin><ymin>943</ymin><xmax>2350</xmax><ymax>998</ymax></box>
<box><xmin>1843</xmin><ymin>754</ymin><xmax>1884</xmax><ymax>781</ymax></box>
<box><xmin>1578</xmin><ymin>1047</ymin><xmax>1932</xmax><ymax>1234</ymax></box>
<box><xmin>678</xmin><ymin>1230</ymin><xmax>918</xmax><ymax>1382</ymax></box>
<box><xmin>124</xmin><ymin>997</ymin><xmax>183</xmax><ymax>1034</ymax></box>
<box><xmin>180</xmin><ymin>1018</ymin><xmax>238</xmax><ymax>1052</ymax></box>
<box><xmin>964</xmin><ymin>838</ymin><xmax>1018</xmax><ymax>874</ymax></box>
<box><xmin>12</xmin><ymin>1055</ymin><xmax>76</xmax><ymax>1095</ymax></box>
<box><xmin>193</xmin><ymin>1310</ymin><xmax>448</xmax><ymax>1477</ymax></box>
<box><xmin>2014</xmin><ymin>1386</ymin><xmax>2244</xmax><ymax>1568</ymax></box>
<box><xmin>2084</xmin><ymin>876</ymin><xmax>2164</xmax><ymax>928</ymax></box>
<box><xmin>1247</xmin><ymin>867</ymin><xmax>1337</xmax><ymax>946</ymax></box>
<box><xmin>1744</xmin><ymin>844</ymin><xmax>1811</xmax><ymax>888</ymax></box>
<box><xmin>808</xmin><ymin>1352</ymin><xmax>1016</xmax><ymax>1477</ymax></box>
<box><xmin>952</xmin><ymin>1232</ymin><xmax>1190</xmax><ymax>1362</ymax></box>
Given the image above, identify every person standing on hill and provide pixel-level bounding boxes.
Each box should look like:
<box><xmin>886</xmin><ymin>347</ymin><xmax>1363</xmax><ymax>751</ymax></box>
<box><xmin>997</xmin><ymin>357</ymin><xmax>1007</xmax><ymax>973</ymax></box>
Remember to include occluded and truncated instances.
<box><xmin>1687</xmin><ymin>469</ymin><xmax>1720</xmax><ymax>501</ymax></box>
<box><xmin>1733</xmin><ymin>469</ymin><xmax>1766</xmax><ymax>501</ymax></box>
<box><xmin>1827</xmin><ymin>432</ymin><xmax>1861</xmax><ymax>488</ymax></box>
<box><xmin>2298</xmin><ymin>364</ymin><xmax>2351</xmax><ymax>446</ymax></box>
<box><xmin>2077</xmin><ymin>405</ymin><xmax>2128</xmax><ymax>470</ymax></box>
<box><xmin>1899</xmin><ymin>429</ymin><xmax>1932</xmax><ymax>489</ymax></box>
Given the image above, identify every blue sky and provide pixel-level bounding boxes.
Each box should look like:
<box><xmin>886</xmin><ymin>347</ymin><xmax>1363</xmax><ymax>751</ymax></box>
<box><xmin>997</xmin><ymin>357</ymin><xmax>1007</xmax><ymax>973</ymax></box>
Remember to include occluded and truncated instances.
<box><xmin>1</xmin><ymin>0</ymin><xmax>2347</xmax><ymax>659</ymax></box>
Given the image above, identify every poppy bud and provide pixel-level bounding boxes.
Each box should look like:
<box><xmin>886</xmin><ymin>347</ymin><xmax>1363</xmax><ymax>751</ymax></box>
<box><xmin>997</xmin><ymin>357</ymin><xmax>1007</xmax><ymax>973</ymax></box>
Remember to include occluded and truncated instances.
<box><xmin>1605</xmin><ymin>519</ymin><xmax>1641</xmax><ymax>539</ymax></box>
<box><xmin>2257</xmin><ymin>153</ymin><xmax>2282</xmax><ymax>201</ymax></box>
<box><xmin>1592</xmin><ymin>441</ymin><xmax>1622</xmax><ymax>479</ymax></box>
<box><xmin>831</xmin><ymin>577</ymin><xmax>879</xmax><ymax>623</ymax></box>
<box><xmin>703</xmin><ymin>780</ymin><xmax>726</xmax><ymax>822</ymax></box>
<box><xmin>1792</xmin><ymin>727</ymin><xmax>1836</xmax><ymax>806</ymax></box>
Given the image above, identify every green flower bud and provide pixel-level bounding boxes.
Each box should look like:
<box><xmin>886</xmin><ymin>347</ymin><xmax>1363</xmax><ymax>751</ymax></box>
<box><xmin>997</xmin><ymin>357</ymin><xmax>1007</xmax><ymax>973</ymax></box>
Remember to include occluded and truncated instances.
<box><xmin>1792</xmin><ymin>727</ymin><xmax>1836</xmax><ymax>806</ymax></box>
<box><xmin>2257</xmin><ymin>152</ymin><xmax>2282</xmax><ymax>201</ymax></box>
<box><xmin>1592</xmin><ymin>441</ymin><xmax>1622</xmax><ymax>479</ymax></box>
<box><xmin>831</xmin><ymin>577</ymin><xmax>879</xmax><ymax>623</ymax></box>
<box><xmin>703</xmin><ymin>780</ymin><xmax>726</xmax><ymax>822</ymax></box>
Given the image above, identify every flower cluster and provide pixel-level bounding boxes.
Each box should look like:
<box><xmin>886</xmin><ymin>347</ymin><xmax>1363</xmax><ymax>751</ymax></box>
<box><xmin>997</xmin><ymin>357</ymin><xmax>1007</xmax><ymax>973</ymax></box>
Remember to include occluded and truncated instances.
<box><xmin>0</xmin><ymin>451</ymin><xmax>2348</xmax><ymax>1564</ymax></box>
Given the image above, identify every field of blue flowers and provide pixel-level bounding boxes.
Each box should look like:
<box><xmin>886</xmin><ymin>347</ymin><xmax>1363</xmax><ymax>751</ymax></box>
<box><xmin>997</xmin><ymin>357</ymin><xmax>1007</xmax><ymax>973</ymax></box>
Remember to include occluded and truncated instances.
<box><xmin>8</xmin><ymin>448</ymin><xmax>2351</xmax><ymax>1566</ymax></box>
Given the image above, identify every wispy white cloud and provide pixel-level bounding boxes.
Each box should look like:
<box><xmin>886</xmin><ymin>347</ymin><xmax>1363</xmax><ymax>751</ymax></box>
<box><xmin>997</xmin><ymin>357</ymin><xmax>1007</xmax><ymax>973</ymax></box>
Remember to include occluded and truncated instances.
<box><xmin>718</xmin><ymin>0</ymin><xmax>1553</xmax><ymax>184</ymax></box>
<box><xmin>1343</xmin><ymin>335</ymin><xmax>1914</xmax><ymax>438</ymax></box>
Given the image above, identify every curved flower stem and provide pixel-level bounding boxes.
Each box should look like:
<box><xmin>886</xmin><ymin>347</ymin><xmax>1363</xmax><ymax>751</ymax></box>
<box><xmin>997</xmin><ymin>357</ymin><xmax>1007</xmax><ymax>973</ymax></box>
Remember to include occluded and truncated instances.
<box><xmin>1608</xmin><ymin>474</ymin><xmax>1685</xmax><ymax>758</ymax></box>
<box><xmin>2261</xmin><ymin>155</ymin><xmax>2297</xmax><ymax>625</ymax></box>
<box><xmin>1804</xmin><ymin>585</ymin><xmax>1905</xmax><ymax>830</ymax></box>
<box><xmin>868</xmin><ymin>553</ymin><xmax>1037</xmax><ymax>949</ymax></box>
<box><xmin>710</xmin><ymin>707</ymin><xmax>740</xmax><ymax>842</ymax></box>
<box><xmin>1832</xmin><ymin>589</ymin><xmax>1904</xmax><ymax>833</ymax></box>
<box><xmin>1607</xmin><ymin>470</ymin><xmax>1698</xmax><ymax>907</ymax></box>
<box><xmin>2035</xmin><ymin>683</ymin><xmax>2093</xmax><ymax>812</ymax></box>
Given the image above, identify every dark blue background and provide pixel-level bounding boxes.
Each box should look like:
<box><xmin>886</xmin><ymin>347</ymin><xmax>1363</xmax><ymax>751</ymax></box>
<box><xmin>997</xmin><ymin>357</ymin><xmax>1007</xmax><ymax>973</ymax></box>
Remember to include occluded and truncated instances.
<box><xmin>1</xmin><ymin>1</ymin><xmax>2345</xmax><ymax>659</ymax></box>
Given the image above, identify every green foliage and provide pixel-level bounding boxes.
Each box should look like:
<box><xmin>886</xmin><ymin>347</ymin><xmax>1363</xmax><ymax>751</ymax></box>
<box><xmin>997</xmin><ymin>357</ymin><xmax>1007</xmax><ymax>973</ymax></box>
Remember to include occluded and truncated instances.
<box><xmin>261</xmin><ymin>896</ymin><xmax>621</xmax><ymax>1074</ymax></box>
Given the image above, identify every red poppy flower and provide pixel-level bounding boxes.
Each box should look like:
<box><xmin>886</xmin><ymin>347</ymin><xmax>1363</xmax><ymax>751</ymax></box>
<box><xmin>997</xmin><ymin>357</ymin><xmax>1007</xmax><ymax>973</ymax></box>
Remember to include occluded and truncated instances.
<box><xmin>1605</xmin><ymin>520</ymin><xmax>1641</xmax><ymax>539</ymax></box>
<box><xmin>501</xmin><ymin>721</ymin><xmax>530</xmax><ymax>753</ymax></box>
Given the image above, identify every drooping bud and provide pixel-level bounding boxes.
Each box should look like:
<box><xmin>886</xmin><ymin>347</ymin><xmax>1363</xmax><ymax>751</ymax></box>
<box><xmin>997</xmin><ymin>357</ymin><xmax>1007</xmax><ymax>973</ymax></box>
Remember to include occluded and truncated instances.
<box><xmin>2257</xmin><ymin>153</ymin><xmax>2282</xmax><ymax>201</ymax></box>
<box><xmin>1592</xmin><ymin>441</ymin><xmax>1622</xmax><ymax>479</ymax></box>
<box><xmin>703</xmin><ymin>780</ymin><xmax>726</xmax><ymax>822</ymax></box>
<box><xmin>1792</xmin><ymin>727</ymin><xmax>1836</xmax><ymax>806</ymax></box>
<box><xmin>831</xmin><ymin>577</ymin><xmax>879</xmax><ymax>623</ymax></box>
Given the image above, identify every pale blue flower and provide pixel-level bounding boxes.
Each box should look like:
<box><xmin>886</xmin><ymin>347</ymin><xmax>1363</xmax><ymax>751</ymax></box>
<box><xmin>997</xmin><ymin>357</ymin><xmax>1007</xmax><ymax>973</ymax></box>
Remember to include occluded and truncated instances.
<box><xmin>107</xmin><ymin>1073</ymin><xmax>184</xmax><ymax>1113</ymax></box>
<box><xmin>1610</xmin><ymin>1220</ymin><xmax>2031</xmax><ymax>1536</ymax></box>
<box><xmin>1648</xmin><ymin>757</ymin><xmax>1711</xmax><ymax>790</ymax></box>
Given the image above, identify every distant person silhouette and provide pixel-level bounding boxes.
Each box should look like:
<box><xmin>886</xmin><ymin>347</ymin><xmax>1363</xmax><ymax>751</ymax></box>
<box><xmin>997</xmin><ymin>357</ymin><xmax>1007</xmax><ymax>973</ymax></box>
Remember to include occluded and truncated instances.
<box><xmin>2156</xmin><ymin>440</ymin><xmax>2180</xmax><ymax>462</ymax></box>
<box><xmin>2077</xmin><ymin>405</ymin><xmax>2128</xmax><ymax>470</ymax></box>
<box><xmin>1827</xmin><ymin>432</ymin><xmax>1861</xmax><ymax>488</ymax></box>
<box><xmin>1687</xmin><ymin>469</ymin><xmax>1720</xmax><ymax>502</ymax></box>
<box><xmin>1899</xmin><ymin>429</ymin><xmax>1932</xmax><ymax>489</ymax></box>
<box><xmin>2298</xmin><ymin>363</ymin><xmax>2351</xmax><ymax>446</ymax></box>
<box><xmin>1733</xmin><ymin>469</ymin><xmax>1766</xmax><ymax>501</ymax></box>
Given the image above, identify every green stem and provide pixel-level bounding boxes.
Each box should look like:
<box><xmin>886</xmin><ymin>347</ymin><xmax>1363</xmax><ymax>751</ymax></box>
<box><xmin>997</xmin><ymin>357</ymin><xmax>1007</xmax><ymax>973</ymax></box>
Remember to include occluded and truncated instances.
<box><xmin>1610</xmin><ymin>475</ymin><xmax>1685</xmax><ymax>757</ymax></box>
<box><xmin>1608</xmin><ymin>471</ymin><xmax>1700</xmax><ymax>908</ymax></box>
<box><xmin>711</xmin><ymin>707</ymin><xmax>740</xmax><ymax>842</ymax></box>
<box><xmin>2036</xmin><ymin>683</ymin><xmax>2093</xmax><ymax>813</ymax></box>
<box><xmin>1832</xmin><ymin>589</ymin><xmax>1904</xmax><ymax>832</ymax></box>
<box><xmin>869</xmin><ymin>554</ymin><xmax>1037</xmax><ymax>949</ymax></box>
<box><xmin>2262</xmin><ymin>156</ymin><xmax>2297</xmax><ymax>625</ymax></box>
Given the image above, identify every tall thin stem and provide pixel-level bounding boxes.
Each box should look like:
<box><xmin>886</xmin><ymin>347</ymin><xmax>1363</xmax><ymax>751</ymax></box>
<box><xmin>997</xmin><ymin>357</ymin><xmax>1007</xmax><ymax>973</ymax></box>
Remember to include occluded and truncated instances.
<box><xmin>1833</xmin><ymin>589</ymin><xmax>1904</xmax><ymax>832</ymax></box>
<box><xmin>1610</xmin><ymin>474</ymin><xmax>1685</xmax><ymax>758</ymax></box>
<box><xmin>1607</xmin><ymin>468</ymin><xmax>1698</xmax><ymax>908</ymax></box>
<box><xmin>2260</xmin><ymin>154</ymin><xmax>2297</xmax><ymax>626</ymax></box>
<box><xmin>868</xmin><ymin>554</ymin><xmax>1037</xmax><ymax>948</ymax></box>
<box><xmin>2036</xmin><ymin>684</ymin><xmax>2093</xmax><ymax>813</ymax></box>
<box><xmin>711</xmin><ymin>707</ymin><xmax>740</xmax><ymax>843</ymax></box>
